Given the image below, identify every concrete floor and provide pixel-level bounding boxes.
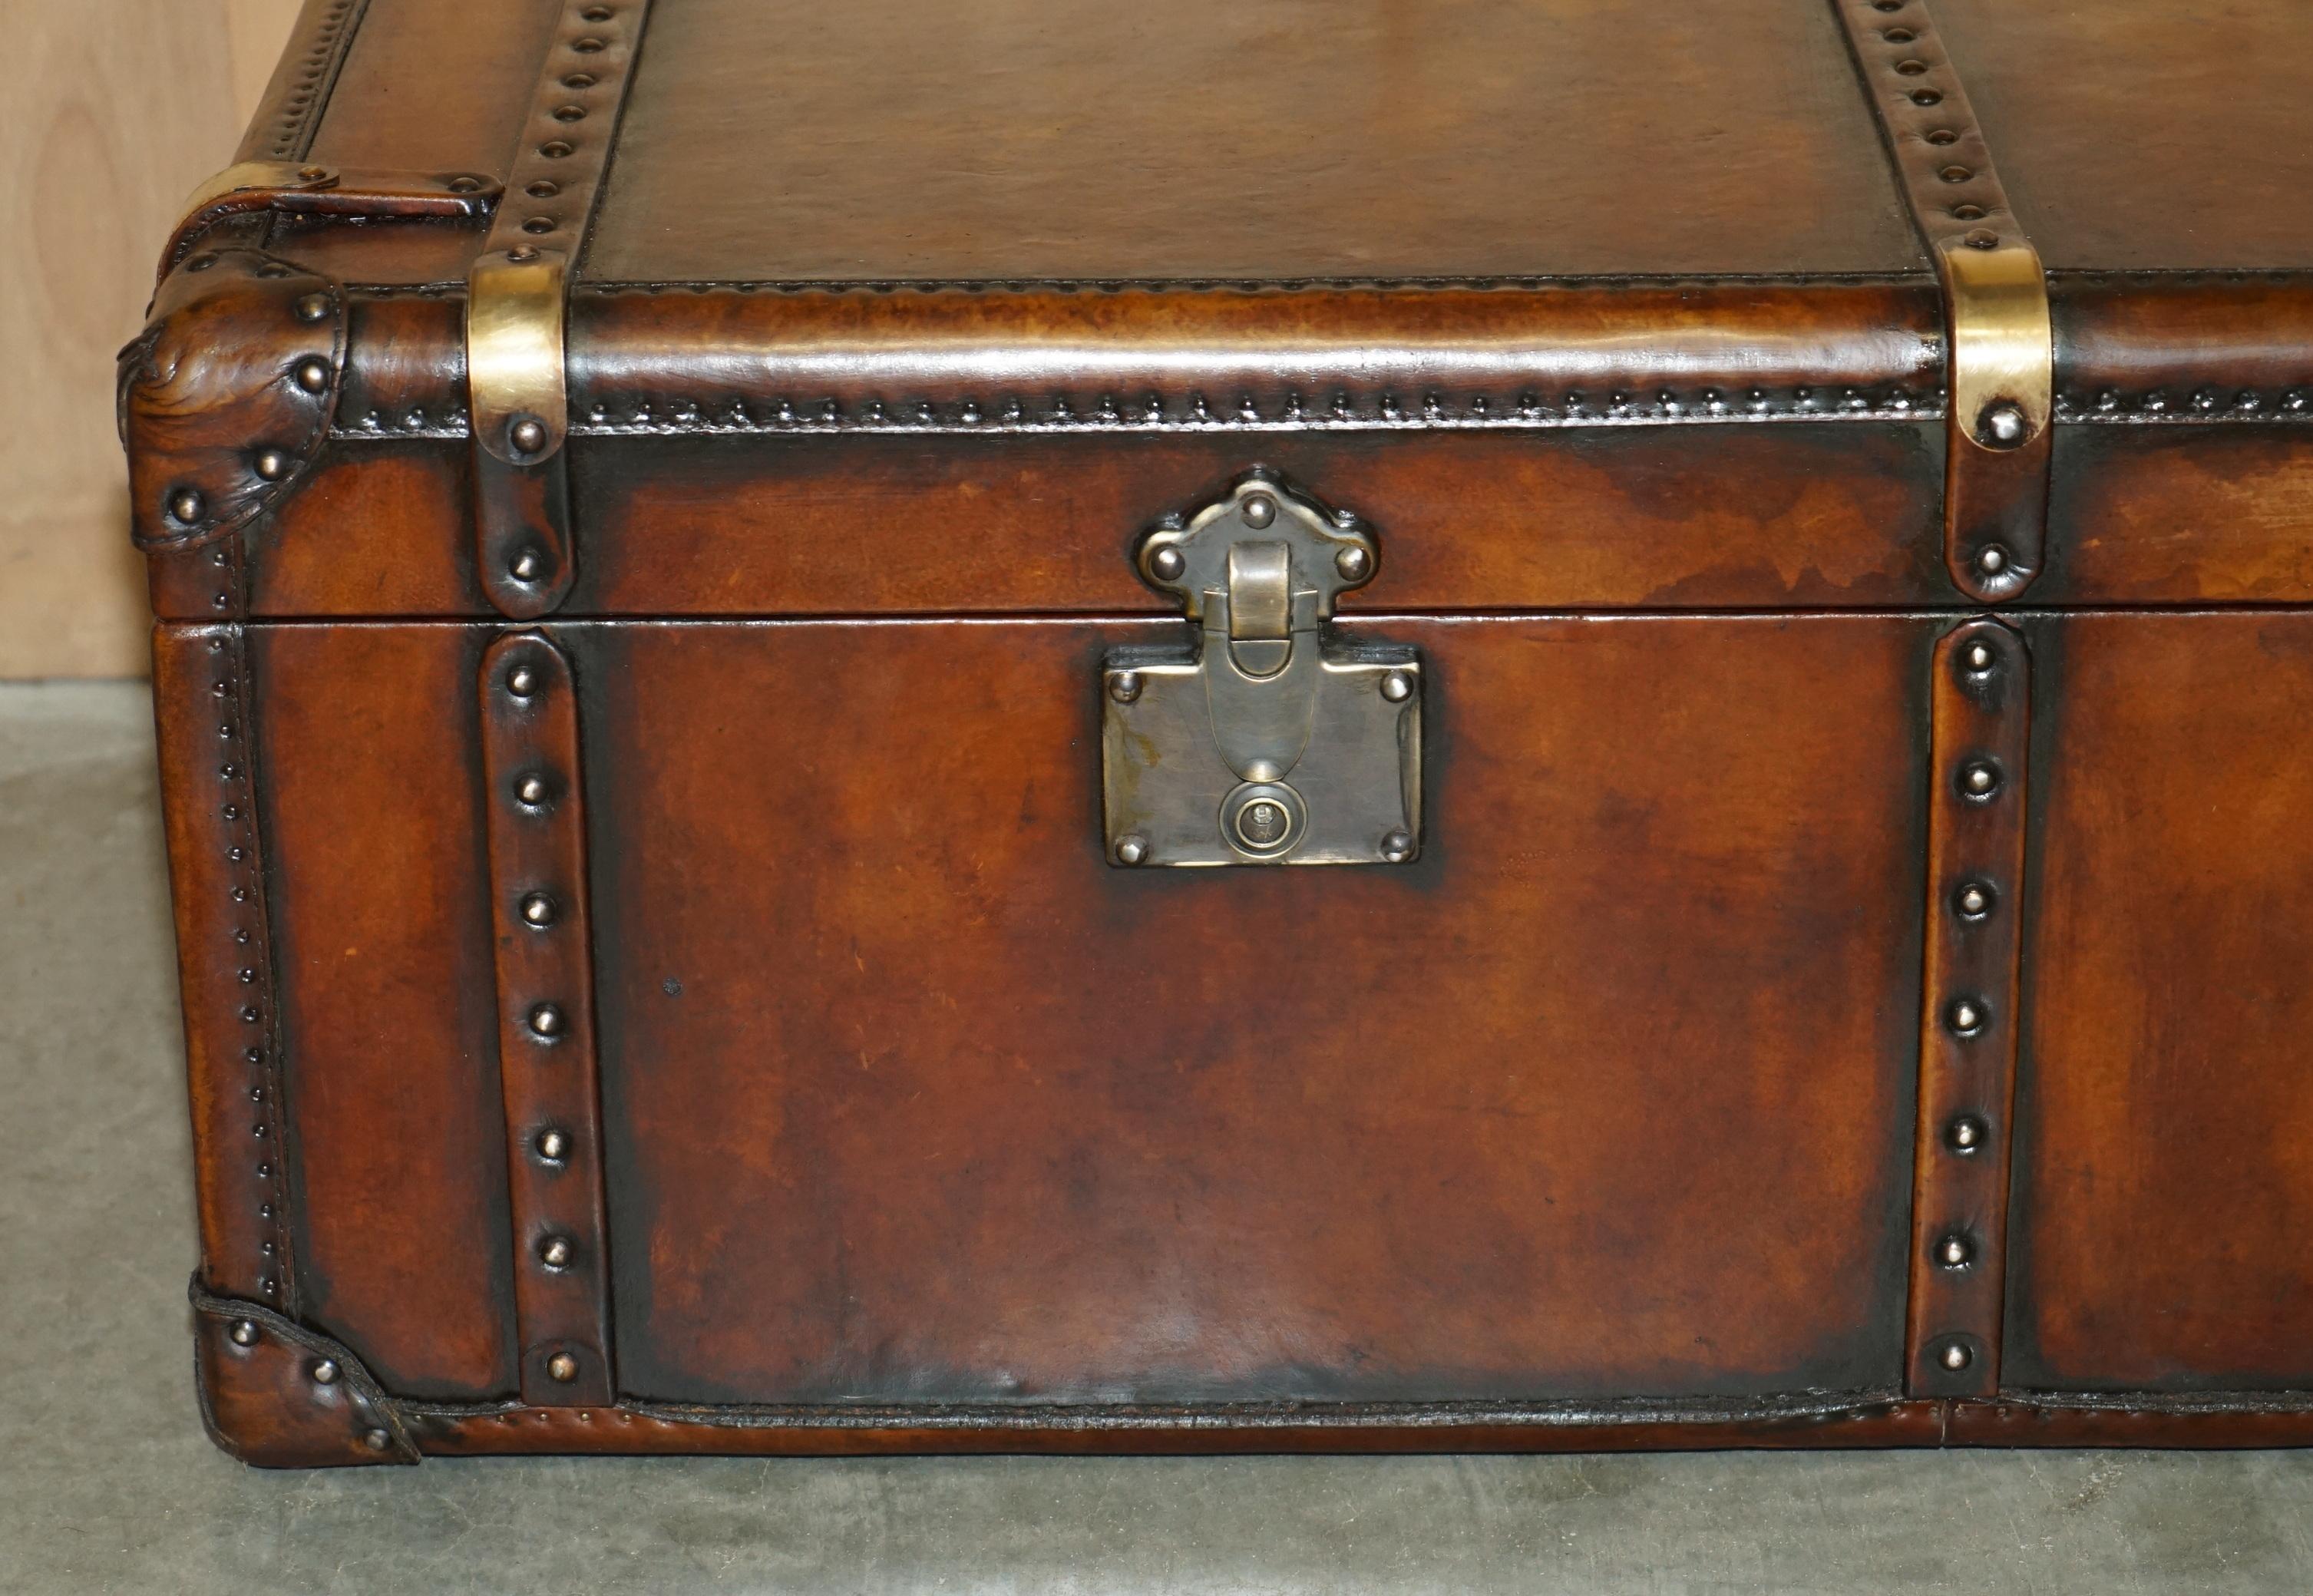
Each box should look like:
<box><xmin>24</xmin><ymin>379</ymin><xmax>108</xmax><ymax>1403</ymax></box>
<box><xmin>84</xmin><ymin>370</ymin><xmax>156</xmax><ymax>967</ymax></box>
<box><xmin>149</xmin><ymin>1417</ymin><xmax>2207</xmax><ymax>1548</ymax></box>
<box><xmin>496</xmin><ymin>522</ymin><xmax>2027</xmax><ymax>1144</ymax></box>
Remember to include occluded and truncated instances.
<box><xmin>4</xmin><ymin>679</ymin><xmax>2312</xmax><ymax>1594</ymax></box>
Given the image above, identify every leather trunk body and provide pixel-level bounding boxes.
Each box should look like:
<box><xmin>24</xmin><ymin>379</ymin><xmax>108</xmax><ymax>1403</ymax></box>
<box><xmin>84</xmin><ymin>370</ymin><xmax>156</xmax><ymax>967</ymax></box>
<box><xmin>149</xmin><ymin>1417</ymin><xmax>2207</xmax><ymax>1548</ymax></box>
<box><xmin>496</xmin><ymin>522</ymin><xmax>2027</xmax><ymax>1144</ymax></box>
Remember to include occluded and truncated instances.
<box><xmin>123</xmin><ymin>0</ymin><xmax>2313</xmax><ymax>1464</ymax></box>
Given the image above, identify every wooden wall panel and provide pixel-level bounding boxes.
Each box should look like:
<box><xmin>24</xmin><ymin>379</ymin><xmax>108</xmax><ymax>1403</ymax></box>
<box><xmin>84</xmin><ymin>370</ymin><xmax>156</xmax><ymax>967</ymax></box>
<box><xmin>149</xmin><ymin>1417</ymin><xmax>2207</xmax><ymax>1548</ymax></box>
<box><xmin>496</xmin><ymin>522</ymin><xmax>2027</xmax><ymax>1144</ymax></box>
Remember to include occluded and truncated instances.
<box><xmin>0</xmin><ymin>0</ymin><xmax>303</xmax><ymax>679</ymax></box>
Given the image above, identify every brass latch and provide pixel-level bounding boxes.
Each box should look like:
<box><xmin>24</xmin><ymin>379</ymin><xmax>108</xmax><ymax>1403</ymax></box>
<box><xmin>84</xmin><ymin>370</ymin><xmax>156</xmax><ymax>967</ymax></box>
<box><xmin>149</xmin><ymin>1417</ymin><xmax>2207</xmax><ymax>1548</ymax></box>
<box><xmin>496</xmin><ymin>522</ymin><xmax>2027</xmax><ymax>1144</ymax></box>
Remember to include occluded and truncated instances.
<box><xmin>1102</xmin><ymin>471</ymin><xmax>1422</xmax><ymax>867</ymax></box>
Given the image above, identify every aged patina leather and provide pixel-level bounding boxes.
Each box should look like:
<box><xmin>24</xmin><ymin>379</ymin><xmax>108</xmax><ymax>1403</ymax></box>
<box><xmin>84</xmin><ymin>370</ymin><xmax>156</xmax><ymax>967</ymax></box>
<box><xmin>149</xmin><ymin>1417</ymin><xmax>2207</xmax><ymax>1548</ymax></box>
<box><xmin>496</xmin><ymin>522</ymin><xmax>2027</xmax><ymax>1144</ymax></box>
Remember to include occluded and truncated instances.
<box><xmin>126</xmin><ymin>0</ymin><xmax>2313</xmax><ymax>1462</ymax></box>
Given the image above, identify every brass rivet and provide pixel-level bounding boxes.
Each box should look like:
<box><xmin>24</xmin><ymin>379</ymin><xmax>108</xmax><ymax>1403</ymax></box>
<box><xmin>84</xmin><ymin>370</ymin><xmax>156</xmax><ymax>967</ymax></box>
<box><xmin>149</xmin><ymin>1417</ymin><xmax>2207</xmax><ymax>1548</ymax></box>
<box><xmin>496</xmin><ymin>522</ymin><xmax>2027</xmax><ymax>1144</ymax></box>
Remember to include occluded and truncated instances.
<box><xmin>1241</xmin><ymin>492</ymin><xmax>1277</xmax><ymax>528</ymax></box>
<box><xmin>253</xmin><ymin>448</ymin><xmax>290</xmax><ymax>481</ymax></box>
<box><xmin>1911</xmin><ymin>88</ymin><xmax>1942</xmax><ymax>105</ymax></box>
<box><xmin>1938</xmin><ymin>1340</ymin><xmax>1972</xmax><ymax>1373</ymax></box>
<box><xmin>523</xmin><ymin>215</ymin><xmax>557</xmax><ymax>233</ymax></box>
<box><xmin>1963</xmin><ymin>639</ymin><xmax>1997</xmax><ymax>673</ymax></box>
<box><xmin>1936</xmin><ymin>1232</ymin><xmax>1976</xmax><ymax>1269</ymax></box>
<box><xmin>527</xmin><ymin>180</ymin><xmax>562</xmax><ymax>197</ymax></box>
<box><xmin>520</xmin><ymin>891</ymin><xmax>557</xmax><ymax>927</ymax></box>
<box><xmin>1961</xmin><ymin>759</ymin><xmax>2001</xmax><ymax>798</ymax></box>
<box><xmin>553</xmin><ymin>104</ymin><xmax>587</xmax><ymax>123</ymax></box>
<box><xmin>297</xmin><ymin>164</ymin><xmax>329</xmax><ymax>182</ymax></box>
<box><xmin>1952</xmin><ymin>203</ymin><xmax>1987</xmax><ymax>221</ymax></box>
<box><xmin>516</xmin><ymin>773</ymin><xmax>550</xmax><ymax>806</ymax></box>
<box><xmin>229</xmin><ymin>1320</ymin><xmax>260</xmax><ymax>1347</ymax></box>
<box><xmin>1975</xmin><ymin>544</ymin><xmax>2010</xmax><ymax>577</ymax></box>
<box><xmin>507</xmin><ymin>663</ymin><xmax>539</xmax><ymax>699</ymax></box>
<box><xmin>527</xmin><ymin>1003</ymin><xmax>563</xmax><ymax>1038</ymax></box>
<box><xmin>507</xmin><ymin>245</ymin><xmax>540</xmax><ymax>263</ymax></box>
<box><xmin>1335</xmin><ymin>545</ymin><xmax>1372</xmax><ymax>582</ymax></box>
<box><xmin>1114</xmin><ymin>834</ymin><xmax>1149</xmax><ymax>866</ymax></box>
<box><xmin>1954</xmin><ymin>881</ymin><xmax>1994</xmax><ymax>920</ymax></box>
<box><xmin>539</xmin><ymin>140</ymin><xmax>575</xmax><ymax>157</ymax></box>
<box><xmin>1946</xmin><ymin>996</ymin><xmax>1988</xmax><ymax>1036</ymax></box>
<box><xmin>1380</xmin><ymin>830</ymin><xmax>1416</xmax><ymax>864</ymax></box>
<box><xmin>311</xmin><ymin>1359</ymin><xmax>341</xmax><ymax>1386</ymax></box>
<box><xmin>1925</xmin><ymin>127</ymin><xmax>1957</xmax><ymax>145</ymax></box>
<box><xmin>292</xmin><ymin>358</ymin><xmax>331</xmax><ymax>393</ymax></box>
<box><xmin>536</xmin><ymin>1128</ymin><xmax>570</xmax><ymax>1162</ymax></box>
<box><xmin>510</xmin><ymin>547</ymin><xmax>546</xmax><ymax>583</ymax></box>
<box><xmin>1148</xmin><ymin>546</ymin><xmax>1185</xmax><ymax>582</ymax></box>
<box><xmin>570</xmin><ymin>37</ymin><xmax>605</xmax><ymax>54</ymax></box>
<box><xmin>547</xmin><ymin>1352</ymin><xmax>580</xmax><ymax>1383</ymax></box>
<box><xmin>1895</xmin><ymin>58</ymin><xmax>1928</xmax><ymax>75</ymax></box>
<box><xmin>362</xmin><ymin>1428</ymin><xmax>392</xmax><ymax>1451</ymax></box>
<box><xmin>1964</xmin><ymin>229</ymin><xmax>2000</xmax><ymax>251</ymax></box>
<box><xmin>510</xmin><ymin>417</ymin><xmax>549</xmax><ymax>454</ymax></box>
<box><xmin>1380</xmin><ymin>670</ymin><xmax>1414</xmax><ymax>703</ymax></box>
<box><xmin>1108</xmin><ymin>672</ymin><xmax>1143</xmax><ymax>704</ymax></box>
<box><xmin>1946</xmin><ymin>1115</ymin><xmax>1988</xmax><ymax>1154</ymax></box>
<box><xmin>294</xmin><ymin>292</ymin><xmax>332</xmax><ymax>322</ymax></box>
<box><xmin>1939</xmin><ymin>164</ymin><xmax>1974</xmax><ymax>183</ymax></box>
<box><xmin>539</xmin><ymin>1235</ymin><xmax>574</xmax><ymax>1269</ymax></box>
<box><xmin>446</xmin><ymin>174</ymin><xmax>484</xmax><ymax>194</ymax></box>
<box><xmin>169</xmin><ymin>487</ymin><xmax>207</xmax><ymax>524</ymax></box>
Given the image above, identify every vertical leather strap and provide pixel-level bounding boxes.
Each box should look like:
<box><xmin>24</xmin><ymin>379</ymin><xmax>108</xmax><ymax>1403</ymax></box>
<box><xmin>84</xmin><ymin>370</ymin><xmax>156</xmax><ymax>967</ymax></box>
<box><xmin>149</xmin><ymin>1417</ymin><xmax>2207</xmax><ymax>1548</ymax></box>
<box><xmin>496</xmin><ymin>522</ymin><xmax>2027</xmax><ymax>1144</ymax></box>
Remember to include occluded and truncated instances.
<box><xmin>1908</xmin><ymin>618</ymin><xmax>2030</xmax><ymax>1396</ymax></box>
<box><xmin>479</xmin><ymin>631</ymin><xmax>615</xmax><ymax>1406</ymax></box>
<box><xmin>468</xmin><ymin>0</ymin><xmax>656</xmax><ymax>619</ymax></box>
<box><xmin>154</xmin><ymin>623</ymin><xmax>297</xmax><ymax>1317</ymax></box>
<box><xmin>1831</xmin><ymin>0</ymin><xmax>2052</xmax><ymax>603</ymax></box>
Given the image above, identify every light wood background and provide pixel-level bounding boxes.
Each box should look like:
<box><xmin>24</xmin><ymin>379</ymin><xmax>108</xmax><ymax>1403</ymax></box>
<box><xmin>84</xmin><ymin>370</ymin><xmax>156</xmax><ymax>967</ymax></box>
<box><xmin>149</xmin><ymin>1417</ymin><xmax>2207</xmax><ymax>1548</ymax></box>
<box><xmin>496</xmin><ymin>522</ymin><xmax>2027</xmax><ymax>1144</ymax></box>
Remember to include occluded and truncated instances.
<box><xmin>2</xmin><ymin>0</ymin><xmax>306</xmax><ymax>679</ymax></box>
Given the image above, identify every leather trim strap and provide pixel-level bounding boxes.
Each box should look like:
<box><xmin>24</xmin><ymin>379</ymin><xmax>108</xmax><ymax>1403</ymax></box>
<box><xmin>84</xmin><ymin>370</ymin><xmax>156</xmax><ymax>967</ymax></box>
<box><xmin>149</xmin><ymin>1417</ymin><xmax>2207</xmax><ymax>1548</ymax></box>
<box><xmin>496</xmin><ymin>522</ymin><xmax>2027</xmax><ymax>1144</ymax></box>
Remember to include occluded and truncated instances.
<box><xmin>1907</xmin><ymin>618</ymin><xmax>2029</xmax><ymax>1398</ymax></box>
<box><xmin>234</xmin><ymin>0</ymin><xmax>373</xmax><ymax>165</ymax></box>
<box><xmin>468</xmin><ymin>0</ymin><xmax>657</xmax><ymax>620</ymax></box>
<box><xmin>1832</xmin><ymin>0</ymin><xmax>2052</xmax><ymax>603</ymax></box>
<box><xmin>154</xmin><ymin>626</ymin><xmax>295</xmax><ymax>1316</ymax></box>
<box><xmin>479</xmin><ymin>632</ymin><xmax>615</xmax><ymax>1407</ymax></box>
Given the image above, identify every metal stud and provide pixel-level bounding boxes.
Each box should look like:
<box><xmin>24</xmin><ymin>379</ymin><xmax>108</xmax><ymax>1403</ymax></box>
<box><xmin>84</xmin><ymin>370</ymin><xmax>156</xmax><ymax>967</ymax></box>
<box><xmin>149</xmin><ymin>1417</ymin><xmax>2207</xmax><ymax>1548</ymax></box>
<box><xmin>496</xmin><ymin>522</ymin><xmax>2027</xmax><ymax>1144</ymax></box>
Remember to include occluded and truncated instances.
<box><xmin>1380</xmin><ymin>829</ymin><xmax>1416</xmax><ymax>864</ymax></box>
<box><xmin>1978</xmin><ymin>402</ymin><xmax>2029</xmax><ymax>449</ymax></box>
<box><xmin>1976</xmin><ymin>544</ymin><xmax>2010</xmax><ymax>576</ymax></box>
<box><xmin>1109</xmin><ymin>672</ymin><xmax>1143</xmax><ymax>704</ymax></box>
<box><xmin>1945</xmin><ymin>1115</ymin><xmax>1988</xmax><ymax>1154</ymax></box>
<box><xmin>547</xmin><ymin>1352</ymin><xmax>580</xmax><ymax>1383</ymax></box>
<box><xmin>292</xmin><ymin>358</ymin><xmax>331</xmax><ymax>394</ymax></box>
<box><xmin>311</xmin><ymin>1359</ymin><xmax>341</xmax><ymax>1386</ymax></box>
<box><xmin>170</xmin><ymin>487</ymin><xmax>207</xmax><ymax>524</ymax></box>
<box><xmin>294</xmin><ymin>292</ymin><xmax>332</xmax><ymax>323</ymax></box>
<box><xmin>516</xmin><ymin>773</ymin><xmax>550</xmax><ymax>806</ymax></box>
<box><xmin>1960</xmin><ymin>759</ymin><xmax>2002</xmax><ymax>799</ymax></box>
<box><xmin>1148</xmin><ymin>547</ymin><xmax>1185</xmax><ymax>582</ymax></box>
<box><xmin>229</xmin><ymin>1320</ymin><xmax>260</xmax><ymax>1347</ymax></box>
<box><xmin>509</xmin><ymin>547</ymin><xmax>545</xmax><ymax>583</ymax></box>
<box><xmin>1954</xmin><ymin>881</ymin><xmax>1994</xmax><ymax>920</ymax></box>
<box><xmin>362</xmin><ymin>1427</ymin><xmax>392</xmax><ymax>1452</ymax></box>
<box><xmin>539</xmin><ymin>1234</ymin><xmax>574</xmax><ymax>1269</ymax></box>
<box><xmin>510</xmin><ymin>417</ymin><xmax>548</xmax><ymax>454</ymax></box>
<box><xmin>1380</xmin><ymin>670</ymin><xmax>1414</xmax><ymax>704</ymax></box>
<box><xmin>1938</xmin><ymin>1340</ymin><xmax>1973</xmax><ymax>1373</ymax></box>
<box><xmin>1335</xmin><ymin>545</ymin><xmax>1372</xmax><ymax>582</ymax></box>
<box><xmin>1241</xmin><ymin>492</ymin><xmax>1277</xmax><ymax>529</ymax></box>
<box><xmin>1962</xmin><ymin>639</ymin><xmax>1997</xmax><ymax>674</ymax></box>
<box><xmin>528</xmin><ymin>1003</ymin><xmax>563</xmax><ymax>1039</ymax></box>
<box><xmin>1946</xmin><ymin>996</ymin><xmax>1987</xmax><ymax>1036</ymax></box>
<box><xmin>1114</xmin><ymin>834</ymin><xmax>1148</xmax><ymax>866</ymax></box>
<box><xmin>520</xmin><ymin>891</ymin><xmax>557</xmax><ymax>927</ymax></box>
<box><xmin>506</xmin><ymin>664</ymin><xmax>539</xmax><ymax>699</ymax></box>
<box><xmin>535</xmin><ymin>1128</ymin><xmax>570</xmax><ymax>1162</ymax></box>
<box><xmin>252</xmin><ymin>448</ymin><xmax>290</xmax><ymax>481</ymax></box>
<box><xmin>1936</xmin><ymin>1231</ymin><xmax>1977</xmax><ymax>1269</ymax></box>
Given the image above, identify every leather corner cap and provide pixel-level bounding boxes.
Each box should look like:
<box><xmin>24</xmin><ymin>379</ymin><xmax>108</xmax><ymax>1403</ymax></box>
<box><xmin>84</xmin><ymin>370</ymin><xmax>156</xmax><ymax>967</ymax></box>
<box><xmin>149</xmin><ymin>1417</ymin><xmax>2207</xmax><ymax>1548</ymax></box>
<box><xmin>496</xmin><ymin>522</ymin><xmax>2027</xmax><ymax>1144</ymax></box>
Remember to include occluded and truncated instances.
<box><xmin>119</xmin><ymin>249</ymin><xmax>346</xmax><ymax>553</ymax></box>
<box><xmin>190</xmin><ymin>1279</ymin><xmax>419</xmax><ymax>1467</ymax></box>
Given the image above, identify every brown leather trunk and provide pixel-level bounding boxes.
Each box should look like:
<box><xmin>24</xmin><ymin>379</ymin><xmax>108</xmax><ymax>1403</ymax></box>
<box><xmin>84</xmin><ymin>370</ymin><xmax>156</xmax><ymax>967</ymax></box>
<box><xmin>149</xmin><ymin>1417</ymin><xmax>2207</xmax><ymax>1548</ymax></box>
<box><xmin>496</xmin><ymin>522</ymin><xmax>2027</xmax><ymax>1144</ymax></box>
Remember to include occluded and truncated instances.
<box><xmin>124</xmin><ymin>0</ymin><xmax>2313</xmax><ymax>1465</ymax></box>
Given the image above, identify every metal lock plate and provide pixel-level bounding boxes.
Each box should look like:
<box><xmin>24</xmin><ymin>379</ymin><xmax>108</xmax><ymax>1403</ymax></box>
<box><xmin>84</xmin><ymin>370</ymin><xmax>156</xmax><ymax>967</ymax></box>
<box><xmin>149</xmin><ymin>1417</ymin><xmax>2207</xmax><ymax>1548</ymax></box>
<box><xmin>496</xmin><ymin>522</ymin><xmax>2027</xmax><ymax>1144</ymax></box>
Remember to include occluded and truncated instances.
<box><xmin>1102</xmin><ymin>471</ymin><xmax>1422</xmax><ymax>867</ymax></box>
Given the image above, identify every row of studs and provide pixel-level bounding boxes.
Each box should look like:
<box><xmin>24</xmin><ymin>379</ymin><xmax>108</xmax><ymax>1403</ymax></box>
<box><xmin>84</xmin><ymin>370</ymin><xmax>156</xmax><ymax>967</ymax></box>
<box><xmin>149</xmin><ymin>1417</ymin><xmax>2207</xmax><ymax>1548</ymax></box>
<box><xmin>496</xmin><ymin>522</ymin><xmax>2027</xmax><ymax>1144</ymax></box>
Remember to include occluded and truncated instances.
<box><xmin>1851</xmin><ymin>0</ymin><xmax>2024</xmax><ymax>257</ymax></box>
<box><xmin>487</xmin><ymin>2</ymin><xmax>637</xmax><ymax>269</ymax></box>
<box><xmin>484</xmin><ymin>636</ymin><xmax>603</xmax><ymax>1396</ymax></box>
<box><xmin>568</xmin><ymin>271</ymin><xmax>1940</xmax><ymax>296</ymax></box>
<box><xmin>1917</xmin><ymin>620</ymin><xmax>2027</xmax><ymax>1386</ymax></box>
<box><xmin>254</xmin><ymin>0</ymin><xmax>366</xmax><ymax>160</ymax></box>
<box><xmin>208</xmin><ymin>630</ymin><xmax>290</xmax><ymax>1307</ymax></box>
